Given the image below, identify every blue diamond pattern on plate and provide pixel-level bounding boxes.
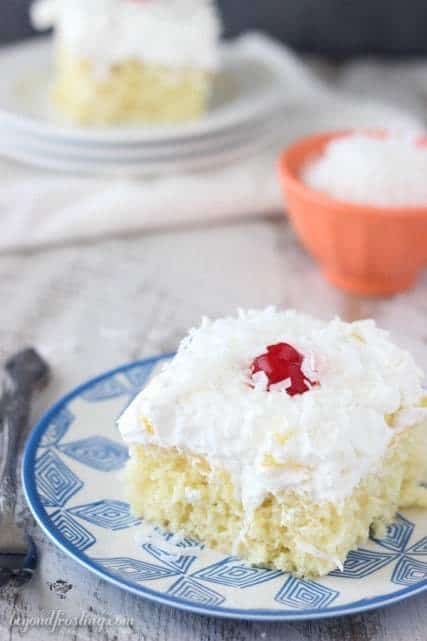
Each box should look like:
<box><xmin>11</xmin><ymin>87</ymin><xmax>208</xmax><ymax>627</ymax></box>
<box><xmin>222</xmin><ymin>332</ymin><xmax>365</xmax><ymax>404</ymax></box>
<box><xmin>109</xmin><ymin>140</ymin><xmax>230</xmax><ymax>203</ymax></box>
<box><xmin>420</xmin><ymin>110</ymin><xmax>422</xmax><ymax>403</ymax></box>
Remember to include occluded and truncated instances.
<box><xmin>124</xmin><ymin>363</ymin><xmax>157</xmax><ymax>390</ymax></box>
<box><xmin>275</xmin><ymin>576</ymin><xmax>339</xmax><ymax>609</ymax></box>
<box><xmin>328</xmin><ymin>549</ymin><xmax>397</xmax><ymax>579</ymax></box>
<box><xmin>80</xmin><ymin>377</ymin><xmax>128</xmax><ymax>402</ymax></box>
<box><xmin>59</xmin><ymin>436</ymin><xmax>128</xmax><ymax>471</ymax></box>
<box><xmin>392</xmin><ymin>556</ymin><xmax>427</xmax><ymax>586</ymax></box>
<box><xmin>97</xmin><ymin>557</ymin><xmax>180</xmax><ymax>582</ymax></box>
<box><xmin>372</xmin><ymin>513</ymin><xmax>414</xmax><ymax>552</ymax></box>
<box><xmin>35</xmin><ymin>449</ymin><xmax>83</xmax><ymax>507</ymax></box>
<box><xmin>23</xmin><ymin>354</ymin><xmax>427</xmax><ymax>621</ymax></box>
<box><xmin>39</xmin><ymin>408</ymin><xmax>74</xmax><ymax>448</ymax></box>
<box><xmin>50</xmin><ymin>510</ymin><xmax>95</xmax><ymax>551</ymax></box>
<box><xmin>155</xmin><ymin>528</ymin><xmax>204</xmax><ymax>549</ymax></box>
<box><xmin>143</xmin><ymin>544</ymin><xmax>196</xmax><ymax>574</ymax></box>
<box><xmin>192</xmin><ymin>557</ymin><xmax>283</xmax><ymax>588</ymax></box>
<box><xmin>168</xmin><ymin>577</ymin><xmax>225</xmax><ymax>606</ymax></box>
<box><xmin>68</xmin><ymin>500</ymin><xmax>141</xmax><ymax>530</ymax></box>
<box><xmin>408</xmin><ymin>536</ymin><xmax>427</xmax><ymax>555</ymax></box>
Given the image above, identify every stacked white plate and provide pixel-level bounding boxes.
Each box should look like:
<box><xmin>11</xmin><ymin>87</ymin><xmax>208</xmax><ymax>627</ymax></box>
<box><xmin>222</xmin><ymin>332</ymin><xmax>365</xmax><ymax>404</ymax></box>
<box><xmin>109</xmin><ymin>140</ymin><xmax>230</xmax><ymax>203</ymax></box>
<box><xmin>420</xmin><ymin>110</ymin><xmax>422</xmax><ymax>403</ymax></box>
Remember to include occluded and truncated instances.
<box><xmin>0</xmin><ymin>33</ymin><xmax>290</xmax><ymax>176</ymax></box>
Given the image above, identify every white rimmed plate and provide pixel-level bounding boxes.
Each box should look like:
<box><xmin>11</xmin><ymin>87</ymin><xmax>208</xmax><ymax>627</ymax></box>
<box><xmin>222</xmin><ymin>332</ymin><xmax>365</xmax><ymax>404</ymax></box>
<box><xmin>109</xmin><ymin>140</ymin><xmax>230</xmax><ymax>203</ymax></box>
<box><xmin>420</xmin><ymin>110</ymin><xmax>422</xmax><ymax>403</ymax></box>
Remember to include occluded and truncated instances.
<box><xmin>0</xmin><ymin>124</ymin><xmax>277</xmax><ymax>175</ymax></box>
<box><xmin>0</xmin><ymin>33</ymin><xmax>288</xmax><ymax>146</ymax></box>
<box><xmin>0</xmin><ymin>111</ymin><xmax>282</xmax><ymax>161</ymax></box>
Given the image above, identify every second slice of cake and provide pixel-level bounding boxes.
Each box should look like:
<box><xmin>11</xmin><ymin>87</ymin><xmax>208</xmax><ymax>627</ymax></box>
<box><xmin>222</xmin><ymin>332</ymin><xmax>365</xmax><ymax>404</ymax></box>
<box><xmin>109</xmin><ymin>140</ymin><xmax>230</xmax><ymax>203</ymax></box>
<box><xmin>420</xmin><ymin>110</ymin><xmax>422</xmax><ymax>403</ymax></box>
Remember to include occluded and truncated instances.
<box><xmin>118</xmin><ymin>308</ymin><xmax>427</xmax><ymax>577</ymax></box>
<box><xmin>31</xmin><ymin>0</ymin><xmax>222</xmax><ymax>125</ymax></box>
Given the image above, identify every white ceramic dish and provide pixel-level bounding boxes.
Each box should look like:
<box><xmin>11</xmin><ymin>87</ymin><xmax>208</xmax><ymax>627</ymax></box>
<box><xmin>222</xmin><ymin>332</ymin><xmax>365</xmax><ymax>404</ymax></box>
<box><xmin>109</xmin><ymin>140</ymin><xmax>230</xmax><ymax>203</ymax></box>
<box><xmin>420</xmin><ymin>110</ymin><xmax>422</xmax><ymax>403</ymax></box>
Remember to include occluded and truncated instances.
<box><xmin>0</xmin><ymin>127</ymin><xmax>277</xmax><ymax>175</ymax></box>
<box><xmin>0</xmin><ymin>33</ymin><xmax>289</xmax><ymax>145</ymax></box>
<box><xmin>0</xmin><ymin>112</ymin><xmax>282</xmax><ymax>162</ymax></box>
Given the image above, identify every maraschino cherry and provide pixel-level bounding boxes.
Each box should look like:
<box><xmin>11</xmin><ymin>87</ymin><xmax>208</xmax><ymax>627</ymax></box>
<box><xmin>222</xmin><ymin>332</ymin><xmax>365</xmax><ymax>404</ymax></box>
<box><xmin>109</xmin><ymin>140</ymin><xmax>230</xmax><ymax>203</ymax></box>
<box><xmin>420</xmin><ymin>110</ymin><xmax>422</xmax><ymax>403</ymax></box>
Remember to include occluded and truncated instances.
<box><xmin>251</xmin><ymin>342</ymin><xmax>317</xmax><ymax>396</ymax></box>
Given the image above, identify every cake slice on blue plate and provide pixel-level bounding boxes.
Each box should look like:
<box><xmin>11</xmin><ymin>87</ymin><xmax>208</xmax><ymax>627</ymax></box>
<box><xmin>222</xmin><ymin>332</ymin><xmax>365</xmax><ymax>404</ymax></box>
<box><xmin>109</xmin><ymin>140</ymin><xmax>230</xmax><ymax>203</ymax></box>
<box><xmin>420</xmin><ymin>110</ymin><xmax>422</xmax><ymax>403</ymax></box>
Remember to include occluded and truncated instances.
<box><xmin>31</xmin><ymin>0</ymin><xmax>222</xmax><ymax>126</ymax></box>
<box><xmin>119</xmin><ymin>308</ymin><xmax>427</xmax><ymax>577</ymax></box>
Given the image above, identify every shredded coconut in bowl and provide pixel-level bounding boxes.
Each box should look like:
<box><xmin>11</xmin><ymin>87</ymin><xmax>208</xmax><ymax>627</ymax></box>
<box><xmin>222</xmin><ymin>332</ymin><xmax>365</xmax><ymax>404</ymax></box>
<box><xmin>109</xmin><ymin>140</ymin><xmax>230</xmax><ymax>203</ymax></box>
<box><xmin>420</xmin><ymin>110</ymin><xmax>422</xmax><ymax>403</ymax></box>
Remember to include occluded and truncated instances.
<box><xmin>301</xmin><ymin>133</ymin><xmax>427</xmax><ymax>207</ymax></box>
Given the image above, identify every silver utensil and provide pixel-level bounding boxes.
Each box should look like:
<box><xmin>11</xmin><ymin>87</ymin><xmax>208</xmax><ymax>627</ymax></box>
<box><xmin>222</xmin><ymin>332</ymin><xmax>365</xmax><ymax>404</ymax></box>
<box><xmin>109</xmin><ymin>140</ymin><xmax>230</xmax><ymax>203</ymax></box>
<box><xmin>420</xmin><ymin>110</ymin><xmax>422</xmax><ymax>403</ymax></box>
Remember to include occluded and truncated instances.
<box><xmin>0</xmin><ymin>348</ymin><xmax>49</xmax><ymax>587</ymax></box>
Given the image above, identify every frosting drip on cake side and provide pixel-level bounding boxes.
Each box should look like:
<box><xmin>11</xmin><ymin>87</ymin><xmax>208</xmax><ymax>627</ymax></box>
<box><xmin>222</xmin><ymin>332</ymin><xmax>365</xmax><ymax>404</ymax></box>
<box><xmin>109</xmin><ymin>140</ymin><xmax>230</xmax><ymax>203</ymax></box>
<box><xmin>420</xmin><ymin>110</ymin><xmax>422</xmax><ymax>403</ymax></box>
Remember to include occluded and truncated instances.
<box><xmin>31</xmin><ymin>0</ymin><xmax>221</xmax><ymax>70</ymax></box>
<box><xmin>118</xmin><ymin>308</ymin><xmax>427</xmax><ymax>513</ymax></box>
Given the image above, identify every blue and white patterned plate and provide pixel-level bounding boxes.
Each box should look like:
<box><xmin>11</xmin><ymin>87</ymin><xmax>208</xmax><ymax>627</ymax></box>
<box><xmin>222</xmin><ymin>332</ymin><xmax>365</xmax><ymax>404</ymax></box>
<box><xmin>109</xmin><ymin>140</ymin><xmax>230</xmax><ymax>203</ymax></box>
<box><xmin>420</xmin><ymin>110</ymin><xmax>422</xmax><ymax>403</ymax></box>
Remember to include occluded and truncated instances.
<box><xmin>22</xmin><ymin>355</ymin><xmax>427</xmax><ymax>621</ymax></box>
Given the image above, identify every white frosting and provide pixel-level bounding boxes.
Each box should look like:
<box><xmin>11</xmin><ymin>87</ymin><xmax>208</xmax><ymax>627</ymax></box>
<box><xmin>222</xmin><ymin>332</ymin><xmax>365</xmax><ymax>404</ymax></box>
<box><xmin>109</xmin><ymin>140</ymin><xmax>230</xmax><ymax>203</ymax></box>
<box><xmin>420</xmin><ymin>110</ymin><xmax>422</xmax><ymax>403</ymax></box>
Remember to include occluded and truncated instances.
<box><xmin>118</xmin><ymin>308</ymin><xmax>427</xmax><ymax>513</ymax></box>
<box><xmin>31</xmin><ymin>0</ymin><xmax>221</xmax><ymax>70</ymax></box>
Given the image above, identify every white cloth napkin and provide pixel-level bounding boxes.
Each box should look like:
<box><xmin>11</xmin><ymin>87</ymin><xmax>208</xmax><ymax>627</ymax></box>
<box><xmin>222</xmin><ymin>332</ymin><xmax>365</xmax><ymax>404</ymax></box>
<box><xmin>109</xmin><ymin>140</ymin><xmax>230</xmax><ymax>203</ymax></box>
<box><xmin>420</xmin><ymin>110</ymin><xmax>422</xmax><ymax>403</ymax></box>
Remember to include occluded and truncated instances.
<box><xmin>1</xmin><ymin>33</ymin><xmax>426</xmax><ymax>253</ymax></box>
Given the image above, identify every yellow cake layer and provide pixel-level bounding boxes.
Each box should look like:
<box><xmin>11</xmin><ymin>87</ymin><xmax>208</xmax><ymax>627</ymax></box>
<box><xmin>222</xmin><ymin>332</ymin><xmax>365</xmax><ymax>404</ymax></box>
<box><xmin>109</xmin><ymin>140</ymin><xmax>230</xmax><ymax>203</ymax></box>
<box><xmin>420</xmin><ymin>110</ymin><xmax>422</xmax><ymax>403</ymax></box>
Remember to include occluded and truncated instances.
<box><xmin>52</xmin><ymin>50</ymin><xmax>213</xmax><ymax>126</ymax></box>
<box><xmin>126</xmin><ymin>421</ymin><xmax>427</xmax><ymax>577</ymax></box>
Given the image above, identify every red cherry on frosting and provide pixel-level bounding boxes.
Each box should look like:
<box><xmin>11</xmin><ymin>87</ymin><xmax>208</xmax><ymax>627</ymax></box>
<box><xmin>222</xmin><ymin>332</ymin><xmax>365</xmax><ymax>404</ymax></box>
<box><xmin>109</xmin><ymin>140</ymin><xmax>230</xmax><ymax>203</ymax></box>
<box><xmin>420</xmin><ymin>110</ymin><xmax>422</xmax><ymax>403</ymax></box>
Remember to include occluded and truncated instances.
<box><xmin>251</xmin><ymin>342</ymin><xmax>317</xmax><ymax>396</ymax></box>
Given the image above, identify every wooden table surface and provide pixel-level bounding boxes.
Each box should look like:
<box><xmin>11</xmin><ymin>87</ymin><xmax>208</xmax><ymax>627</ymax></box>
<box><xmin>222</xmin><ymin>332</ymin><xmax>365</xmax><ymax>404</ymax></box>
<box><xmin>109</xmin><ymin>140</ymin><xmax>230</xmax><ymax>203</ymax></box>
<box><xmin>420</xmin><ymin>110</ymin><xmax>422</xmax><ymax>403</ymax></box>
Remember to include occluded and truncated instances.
<box><xmin>1</xmin><ymin>215</ymin><xmax>427</xmax><ymax>640</ymax></box>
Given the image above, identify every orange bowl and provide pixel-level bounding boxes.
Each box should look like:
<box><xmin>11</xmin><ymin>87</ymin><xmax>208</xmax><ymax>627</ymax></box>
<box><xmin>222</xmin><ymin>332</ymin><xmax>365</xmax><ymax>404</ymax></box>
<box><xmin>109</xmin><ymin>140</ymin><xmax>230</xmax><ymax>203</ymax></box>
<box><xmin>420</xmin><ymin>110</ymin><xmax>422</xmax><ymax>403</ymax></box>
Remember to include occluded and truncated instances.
<box><xmin>279</xmin><ymin>131</ymin><xmax>427</xmax><ymax>296</ymax></box>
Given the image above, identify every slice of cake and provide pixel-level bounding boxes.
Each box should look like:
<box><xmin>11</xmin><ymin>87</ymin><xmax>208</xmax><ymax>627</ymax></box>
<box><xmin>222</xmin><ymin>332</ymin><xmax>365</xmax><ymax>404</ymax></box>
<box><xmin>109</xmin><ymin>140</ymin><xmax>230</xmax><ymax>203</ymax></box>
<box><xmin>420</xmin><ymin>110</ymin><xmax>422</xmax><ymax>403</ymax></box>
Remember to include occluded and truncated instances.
<box><xmin>118</xmin><ymin>308</ymin><xmax>427</xmax><ymax>577</ymax></box>
<box><xmin>31</xmin><ymin>0</ymin><xmax>222</xmax><ymax>126</ymax></box>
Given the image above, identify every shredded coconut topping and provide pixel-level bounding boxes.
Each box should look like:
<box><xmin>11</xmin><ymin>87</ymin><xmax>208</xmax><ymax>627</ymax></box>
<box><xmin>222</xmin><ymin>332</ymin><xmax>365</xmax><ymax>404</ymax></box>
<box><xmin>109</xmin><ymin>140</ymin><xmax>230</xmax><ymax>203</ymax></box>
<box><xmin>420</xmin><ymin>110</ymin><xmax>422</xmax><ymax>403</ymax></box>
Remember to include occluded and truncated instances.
<box><xmin>301</xmin><ymin>133</ymin><xmax>427</xmax><ymax>207</ymax></box>
<box><xmin>119</xmin><ymin>308</ymin><xmax>427</xmax><ymax>513</ymax></box>
<box><xmin>31</xmin><ymin>0</ymin><xmax>221</xmax><ymax>71</ymax></box>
